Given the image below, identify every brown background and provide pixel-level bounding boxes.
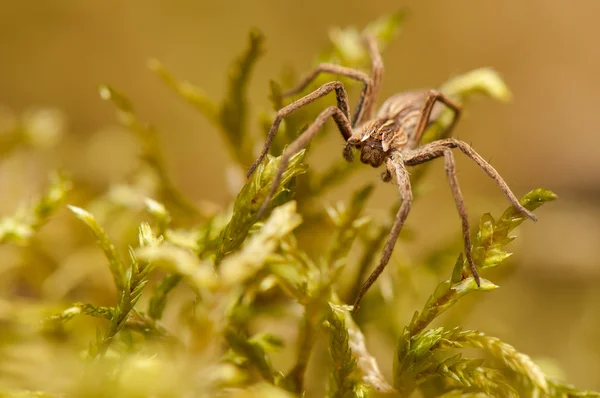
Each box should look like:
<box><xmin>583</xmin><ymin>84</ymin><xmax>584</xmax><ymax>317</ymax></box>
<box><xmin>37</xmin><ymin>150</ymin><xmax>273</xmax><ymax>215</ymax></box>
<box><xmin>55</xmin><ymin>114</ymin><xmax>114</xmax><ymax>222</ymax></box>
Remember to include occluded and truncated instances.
<box><xmin>1</xmin><ymin>0</ymin><xmax>599</xmax><ymax>390</ymax></box>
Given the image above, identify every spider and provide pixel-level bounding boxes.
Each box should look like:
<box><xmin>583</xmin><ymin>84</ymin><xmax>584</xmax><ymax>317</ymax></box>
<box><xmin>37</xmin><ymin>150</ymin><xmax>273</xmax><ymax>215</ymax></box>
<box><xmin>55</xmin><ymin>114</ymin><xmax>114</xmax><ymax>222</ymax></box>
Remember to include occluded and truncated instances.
<box><xmin>246</xmin><ymin>34</ymin><xmax>537</xmax><ymax>313</ymax></box>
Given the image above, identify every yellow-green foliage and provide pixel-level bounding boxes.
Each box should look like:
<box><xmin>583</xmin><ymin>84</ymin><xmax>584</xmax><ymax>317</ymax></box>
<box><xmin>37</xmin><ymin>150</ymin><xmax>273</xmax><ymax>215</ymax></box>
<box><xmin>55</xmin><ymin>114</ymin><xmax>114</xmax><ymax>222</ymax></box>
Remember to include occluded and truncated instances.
<box><xmin>0</xmin><ymin>11</ymin><xmax>598</xmax><ymax>398</ymax></box>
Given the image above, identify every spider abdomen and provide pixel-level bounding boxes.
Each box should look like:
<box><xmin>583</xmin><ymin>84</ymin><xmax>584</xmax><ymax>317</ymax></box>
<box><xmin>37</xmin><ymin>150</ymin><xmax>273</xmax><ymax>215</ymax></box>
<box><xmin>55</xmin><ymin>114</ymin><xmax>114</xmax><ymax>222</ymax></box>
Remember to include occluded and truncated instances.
<box><xmin>378</xmin><ymin>90</ymin><xmax>445</xmax><ymax>148</ymax></box>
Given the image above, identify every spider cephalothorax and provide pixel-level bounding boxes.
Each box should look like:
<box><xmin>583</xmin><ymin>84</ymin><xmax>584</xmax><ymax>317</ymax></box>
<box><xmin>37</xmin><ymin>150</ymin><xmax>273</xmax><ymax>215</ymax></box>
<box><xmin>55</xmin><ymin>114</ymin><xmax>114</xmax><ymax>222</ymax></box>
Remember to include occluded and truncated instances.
<box><xmin>348</xmin><ymin>119</ymin><xmax>402</xmax><ymax>167</ymax></box>
<box><xmin>247</xmin><ymin>34</ymin><xmax>536</xmax><ymax>313</ymax></box>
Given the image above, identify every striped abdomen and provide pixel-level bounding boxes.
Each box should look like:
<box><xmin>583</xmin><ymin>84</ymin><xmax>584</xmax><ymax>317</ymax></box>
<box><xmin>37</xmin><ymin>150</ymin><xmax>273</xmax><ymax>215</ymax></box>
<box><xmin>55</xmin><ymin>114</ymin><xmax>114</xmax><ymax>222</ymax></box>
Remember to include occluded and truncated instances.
<box><xmin>377</xmin><ymin>90</ymin><xmax>444</xmax><ymax>149</ymax></box>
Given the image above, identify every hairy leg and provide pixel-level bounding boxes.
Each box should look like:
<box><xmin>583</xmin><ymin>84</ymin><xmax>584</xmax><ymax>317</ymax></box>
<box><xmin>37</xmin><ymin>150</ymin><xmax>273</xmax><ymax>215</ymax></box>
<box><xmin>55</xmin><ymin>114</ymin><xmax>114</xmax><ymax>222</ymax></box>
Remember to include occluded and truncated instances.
<box><xmin>247</xmin><ymin>81</ymin><xmax>352</xmax><ymax>178</ymax></box>
<box><xmin>352</xmin><ymin>156</ymin><xmax>412</xmax><ymax>313</ymax></box>
<box><xmin>256</xmin><ymin>106</ymin><xmax>353</xmax><ymax>218</ymax></box>
<box><xmin>442</xmin><ymin>148</ymin><xmax>481</xmax><ymax>285</ymax></box>
<box><xmin>281</xmin><ymin>34</ymin><xmax>384</xmax><ymax>127</ymax></box>
<box><xmin>407</xmin><ymin>90</ymin><xmax>462</xmax><ymax>149</ymax></box>
<box><xmin>359</xmin><ymin>34</ymin><xmax>384</xmax><ymax>123</ymax></box>
<box><xmin>404</xmin><ymin>139</ymin><xmax>537</xmax><ymax>219</ymax></box>
<box><xmin>282</xmin><ymin>64</ymin><xmax>371</xmax><ymax>127</ymax></box>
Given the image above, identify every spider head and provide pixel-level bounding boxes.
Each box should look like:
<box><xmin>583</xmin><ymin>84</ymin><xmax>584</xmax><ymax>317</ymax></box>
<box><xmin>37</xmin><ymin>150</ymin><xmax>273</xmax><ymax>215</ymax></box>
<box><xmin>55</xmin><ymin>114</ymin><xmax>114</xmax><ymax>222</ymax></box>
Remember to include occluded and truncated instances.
<box><xmin>345</xmin><ymin>118</ymin><xmax>403</xmax><ymax>168</ymax></box>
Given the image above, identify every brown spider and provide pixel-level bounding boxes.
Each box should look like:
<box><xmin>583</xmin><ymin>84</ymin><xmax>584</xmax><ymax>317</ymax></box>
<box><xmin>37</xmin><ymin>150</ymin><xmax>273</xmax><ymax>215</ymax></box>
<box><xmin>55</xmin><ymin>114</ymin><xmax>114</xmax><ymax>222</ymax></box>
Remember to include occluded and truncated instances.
<box><xmin>246</xmin><ymin>35</ymin><xmax>537</xmax><ymax>313</ymax></box>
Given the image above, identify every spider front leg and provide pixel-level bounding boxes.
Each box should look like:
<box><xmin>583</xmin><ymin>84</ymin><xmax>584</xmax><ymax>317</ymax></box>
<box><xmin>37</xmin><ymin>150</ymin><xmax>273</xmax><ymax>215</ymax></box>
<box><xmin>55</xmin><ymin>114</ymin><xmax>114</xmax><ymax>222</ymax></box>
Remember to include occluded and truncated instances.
<box><xmin>361</xmin><ymin>34</ymin><xmax>384</xmax><ymax>122</ymax></box>
<box><xmin>281</xmin><ymin>64</ymin><xmax>373</xmax><ymax>127</ymax></box>
<box><xmin>281</xmin><ymin>34</ymin><xmax>384</xmax><ymax>127</ymax></box>
<box><xmin>255</xmin><ymin>106</ymin><xmax>353</xmax><ymax>219</ymax></box>
<box><xmin>247</xmin><ymin>81</ymin><xmax>353</xmax><ymax>178</ymax></box>
<box><xmin>352</xmin><ymin>156</ymin><xmax>413</xmax><ymax>314</ymax></box>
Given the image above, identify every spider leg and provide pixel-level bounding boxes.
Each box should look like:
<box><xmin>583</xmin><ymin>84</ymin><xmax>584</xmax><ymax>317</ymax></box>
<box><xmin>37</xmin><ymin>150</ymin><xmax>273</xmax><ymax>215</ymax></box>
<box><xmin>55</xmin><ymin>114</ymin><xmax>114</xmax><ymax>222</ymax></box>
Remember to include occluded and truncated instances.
<box><xmin>360</xmin><ymin>34</ymin><xmax>384</xmax><ymax>122</ymax></box>
<box><xmin>256</xmin><ymin>106</ymin><xmax>353</xmax><ymax>219</ymax></box>
<box><xmin>281</xmin><ymin>34</ymin><xmax>384</xmax><ymax>127</ymax></box>
<box><xmin>408</xmin><ymin>90</ymin><xmax>462</xmax><ymax>148</ymax></box>
<box><xmin>404</xmin><ymin>138</ymin><xmax>537</xmax><ymax>220</ymax></box>
<box><xmin>247</xmin><ymin>81</ymin><xmax>352</xmax><ymax>178</ymax></box>
<box><xmin>282</xmin><ymin>64</ymin><xmax>371</xmax><ymax>127</ymax></box>
<box><xmin>352</xmin><ymin>156</ymin><xmax>412</xmax><ymax>314</ymax></box>
<box><xmin>442</xmin><ymin>148</ymin><xmax>481</xmax><ymax>285</ymax></box>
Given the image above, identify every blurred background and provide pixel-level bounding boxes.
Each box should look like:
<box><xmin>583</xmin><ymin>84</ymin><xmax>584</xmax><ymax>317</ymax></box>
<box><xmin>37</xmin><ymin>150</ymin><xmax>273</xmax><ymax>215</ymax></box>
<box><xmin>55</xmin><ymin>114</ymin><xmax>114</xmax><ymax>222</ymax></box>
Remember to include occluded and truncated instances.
<box><xmin>1</xmin><ymin>0</ymin><xmax>599</xmax><ymax>393</ymax></box>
